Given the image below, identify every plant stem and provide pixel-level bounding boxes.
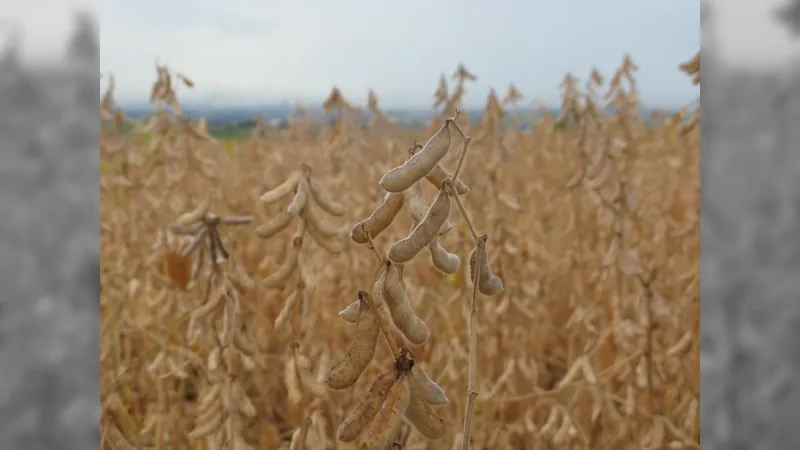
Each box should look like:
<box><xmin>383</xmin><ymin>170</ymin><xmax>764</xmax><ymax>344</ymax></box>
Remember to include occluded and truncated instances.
<box><xmin>449</xmin><ymin>188</ymin><xmax>479</xmax><ymax>243</ymax></box>
<box><xmin>460</xmin><ymin>243</ymin><xmax>481</xmax><ymax>450</ymax></box>
<box><xmin>441</xmin><ymin>113</ymin><xmax>482</xmax><ymax>449</ymax></box>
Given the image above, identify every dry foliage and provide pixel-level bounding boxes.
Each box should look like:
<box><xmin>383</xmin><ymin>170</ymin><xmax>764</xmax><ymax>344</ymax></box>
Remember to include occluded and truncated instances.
<box><xmin>100</xmin><ymin>55</ymin><xmax>700</xmax><ymax>449</ymax></box>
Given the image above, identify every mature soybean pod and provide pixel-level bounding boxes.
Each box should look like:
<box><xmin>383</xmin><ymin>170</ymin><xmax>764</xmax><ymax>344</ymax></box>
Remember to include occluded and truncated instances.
<box><xmin>428</xmin><ymin>237</ymin><xmax>460</xmax><ymax>274</ymax></box>
<box><xmin>350</xmin><ymin>193</ymin><xmax>404</xmax><ymax>244</ymax></box>
<box><xmin>405</xmin><ymin>183</ymin><xmax>452</xmax><ymax>236</ymax></box>
<box><xmin>175</xmin><ymin>196</ymin><xmax>210</xmax><ymax>226</ymax></box>
<box><xmin>274</xmin><ymin>289</ymin><xmax>299</xmax><ymax>329</ymax></box>
<box><xmin>468</xmin><ymin>234</ymin><xmax>504</xmax><ymax>296</ymax></box>
<box><xmin>337</xmin><ymin>370</ymin><xmax>397</xmax><ymax>442</ymax></box>
<box><xmin>255</xmin><ymin>212</ymin><xmax>294</xmax><ymax>239</ymax></box>
<box><xmin>286</xmin><ymin>176</ymin><xmax>310</xmax><ymax>215</ymax></box>
<box><xmin>386</xmin><ymin>185</ymin><xmax>451</xmax><ymax>264</ymax></box>
<box><xmin>371</xmin><ymin>268</ymin><xmax>402</xmax><ymax>334</ymax></box>
<box><xmin>260</xmin><ymin>171</ymin><xmax>300</xmax><ymax>205</ymax></box>
<box><xmin>308</xmin><ymin>178</ymin><xmax>346</xmax><ymax>216</ymax></box>
<box><xmin>403</xmin><ymin>389</ymin><xmax>448</xmax><ymax>439</ymax></box>
<box><xmin>410</xmin><ymin>366</ymin><xmax>449</xmax><ymax>405</ymax></box>
<box><xmin>426</xmin><ymin>163</ymin><xmax>470</xmax><ymax>195</ymax></box>
<box><xmin>180</xmin><ymin>227</ymin><xmax>208</xmax><ymax>258</ymax></box>
<box><xmin>326</xmin><ymin>293</ymin><xmax>380</xmax><ymax>390</ymax></box>
<box><xmin>379</xmin><ymin>125</ymin><xmax>451</xmax><ymax>193</ymax></box>
<box><xmin>356</xmin><ymin>374</ymin><xmax>411</xmax><ymax>450</ymax></box>
<box><xmin>338</xmin><ymin>300</ymin><xmax>360</xmax><ymax>323</ymax></box>
<box><xmin>262</xmin><ymin>237</ymin><xmax>301</xmax><ymax>288</ymax></box>
<box><xmin>305</xmin><ymin>213</ymin><xmax>345</xmax><ymax>254</ymax></box>
<box><xmin>383</xmin><ymin>262</ymin><xmax>429</xmax><ymax>345</ymax></box>
<box><xmin>303</xmin><ymin>203</ymin><xmax>340</xmax><ymax>238</ymax></box>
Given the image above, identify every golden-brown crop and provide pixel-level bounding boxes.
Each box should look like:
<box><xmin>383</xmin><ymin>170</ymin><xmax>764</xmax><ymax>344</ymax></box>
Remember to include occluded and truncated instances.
<box><xmin>100</xmin><ymin>55</ymin><xmax>699</xmax><ymax>449</ymax></box>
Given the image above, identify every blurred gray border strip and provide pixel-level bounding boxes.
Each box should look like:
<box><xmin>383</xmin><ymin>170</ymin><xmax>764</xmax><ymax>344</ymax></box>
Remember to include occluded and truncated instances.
<box><xmin>0</xmin><ymin>11</ymin><xmax>100</xmax><ymax>450</ymax></box>
<box><xmin>701</xmin><ymin>2</ymin><xmax>800</xmax><ymax>448</ymax></box>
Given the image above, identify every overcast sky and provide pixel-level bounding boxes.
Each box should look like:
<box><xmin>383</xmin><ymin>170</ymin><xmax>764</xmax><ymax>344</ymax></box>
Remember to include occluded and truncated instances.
<box><xmin>4</xmin><ymin>0</ymin><xmax>800</xmax><ymax>108</ymax></box>
<box><xmin>98</xmin><ymin>0</ymin><xmax>701</xmax><ymax>108</ymax></box>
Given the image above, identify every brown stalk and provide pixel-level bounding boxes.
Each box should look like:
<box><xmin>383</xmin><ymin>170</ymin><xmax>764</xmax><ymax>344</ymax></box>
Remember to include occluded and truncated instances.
<box><xmin>439</xmin><ymin>109</ymin><xmax>483</xmax><ymax>450</ymax></box>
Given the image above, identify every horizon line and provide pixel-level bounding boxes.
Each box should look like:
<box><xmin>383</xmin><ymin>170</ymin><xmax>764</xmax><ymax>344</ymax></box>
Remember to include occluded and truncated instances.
<box><xmin>115</xmin><ymin>101</ymin><xmax>686</xmax><ymax>112</ymax></box>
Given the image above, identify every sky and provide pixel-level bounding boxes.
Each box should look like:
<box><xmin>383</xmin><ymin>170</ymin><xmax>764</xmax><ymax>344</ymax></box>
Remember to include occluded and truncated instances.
<box><xmin>98</xmin><ymin>0</ymin><xmax>701</xmax><ymax>108</ymax></box>
<box><xmin>3</xmin><ymin>0</ymin><xmax>800</xmax><ymax>109</ymax></box>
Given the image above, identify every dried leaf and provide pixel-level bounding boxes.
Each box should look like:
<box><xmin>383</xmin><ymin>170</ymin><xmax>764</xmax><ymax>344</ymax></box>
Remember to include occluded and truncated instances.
<box><xmin>165</xmin><ymin>250</ymin><xmax>192</xmax><ymax>288</ymax></box>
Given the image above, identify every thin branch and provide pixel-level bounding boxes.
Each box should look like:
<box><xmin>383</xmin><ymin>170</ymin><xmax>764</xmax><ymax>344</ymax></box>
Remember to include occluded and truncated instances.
<box><xmin>460</xmin><ymin>235</ymin><xmax>482</xmax><ymax>450</ymax></box>
<box><xmin>446</xmin><ymin>180</ymin><xmax>480</xmax><ymax>243</ymax></box>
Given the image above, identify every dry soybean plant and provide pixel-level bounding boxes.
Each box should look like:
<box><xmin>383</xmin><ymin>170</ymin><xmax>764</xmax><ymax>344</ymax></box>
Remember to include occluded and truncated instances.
<box><xmin>167</xmin><ymin>198</ymin><xmax>262</xmax><ymax>450</ymax></box>
<box><xmin>427</xmin><ymin>64</ymin><xmax>477</xmax><ymax>136</ymax></box>
<box><xmin>255</xmin><ymin>162</ymin><xmax>354</xmax><ymax>448</ymax></box>
<box><xmin>100</xmin><ymin>54</ymin><xmax>699</xmax><ymax>450</ymax></box>
<box><xmin>255</xmin><ymin>162</ymin><xmax>347</xmax><ymax>334</ymax></box>
<box><xmin>328</xmin><ymin>110</ymin><xmax>504</xmax><ymax>449</ymax></box>
<box><xmin>678</xmin><ymin>51</ymin><xmax>700</xmax><ymax>135</ymax></box>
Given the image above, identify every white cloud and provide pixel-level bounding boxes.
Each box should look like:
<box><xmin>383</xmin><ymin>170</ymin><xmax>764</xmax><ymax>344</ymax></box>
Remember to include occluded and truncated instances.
<box><xmin>99</xmin><ymin>0</ymin><xmax>700</xmax><ymax>108</ymax></box>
